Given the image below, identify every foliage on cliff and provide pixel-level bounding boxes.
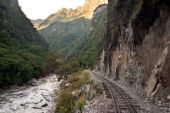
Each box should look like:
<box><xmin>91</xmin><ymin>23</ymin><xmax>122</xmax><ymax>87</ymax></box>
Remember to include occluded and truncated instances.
<box><xmin>40</xmin><ymin>17</ymin><xmax>90</xmax><ymax>57</ymax></box>
<box><xmin>44</xmin><ymin>53</ymin><xmax>81</xmax><ymax>76</ymax></box>
<box><xmin>75</xmin><ymin>8</ymin><xmax>107</xmax><ymax>68</ymax></box>
<box><xmin>40</xmin><ymin>6</ymin><xmax>107</xmax><ymax>69</ymax></box>
<box><xmin>0</xmin><ymin>0</ymin><xmax>48</xmax><ymax>87</ymax></box>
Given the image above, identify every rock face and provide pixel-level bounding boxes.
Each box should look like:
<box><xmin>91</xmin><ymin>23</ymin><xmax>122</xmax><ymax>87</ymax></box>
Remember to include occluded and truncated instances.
<box><xmin>146</xmin><ymin>44</ymin><xmax>170</xmax><ymax>97</ymax></box>
<box><xmin>102</xmin><ymin>0</ymin><xmax>170</xmax><ymax>99</ymax></box>
<box><xmin>77</xmin><ymin>0</ymin><xmax>108</xmax><ymax>18</ymax></box>
<box><xmin>93</xmin><ymin>4</ymin><xmax>107</xmax><ymax>18</ymax></box>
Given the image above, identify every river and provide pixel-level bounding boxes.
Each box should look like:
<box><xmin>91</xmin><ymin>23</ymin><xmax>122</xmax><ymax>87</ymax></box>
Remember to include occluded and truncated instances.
<box><xmin>0</xmin><ymin>74</ymin><xmax>61</xmax><ymax>113</ymax></box>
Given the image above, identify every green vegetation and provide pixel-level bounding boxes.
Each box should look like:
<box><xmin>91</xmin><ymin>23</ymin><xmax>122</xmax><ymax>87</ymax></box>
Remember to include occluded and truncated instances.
<box><xmin>40</xmin><ymin>7</ymin><xmax>107</xmax><ymax>69</ymax></box>
<box><xmin>0</xmin><ymin>0</ymin><xmax>106</xmax><ymax>91</ymax></box>
<box><xmin>0</xmin><ymin>39</ymin><xmax>46</xmax><ymax>86</ymax></box>
<box><xmin>75</xmin><ymin>9</ymin><xmax>107</xmax><ymax>68</ymax></box>
<box><xmin>55</xmin><ymin>71</ymin><xmax>90</xmax><ymax>113</ymax></box>
<box><xmin>43</xmin><ymin>8</ymin><xmax>107</xmax><ymax>81</ymax></box>
<box><xmin>45</xmin><ymin>53</ymin><xmax>81</xmax><ymax>76</ymax></box>
<box><xmin>0</xmin><ymin>0</ymin><xmax>48</xmax><ymax>87</ymax></box>
<box><xmin>40</xmin><ymin>17</ymin><xmax>91</xmax><ymax>57</ymax></box>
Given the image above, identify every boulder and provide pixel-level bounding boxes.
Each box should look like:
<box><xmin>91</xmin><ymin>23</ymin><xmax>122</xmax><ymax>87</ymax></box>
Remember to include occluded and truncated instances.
<box><xmin>167</xmin><ymin>95</ymin><xmax>170</xmax><ymax>100</ymax></box>
<box><xmin>72</xmin><ymin>89</ymin><xmax>81</xmax><ymax>98</ymax></box>
<box><xmin>85</xmin><ymin>84</ymin><xmax>91</xmax><ymax>93</ymax></box>
<box><xmin>10</xmin><ymin>103</ymin><xmax>19</xmax><ymax>111</ymax></box>
<box><xmin>27</xmin><ymin>78</ymin><xmax>38</xmax><ymax>86</ymax></box>
<box><xmin>32</xmin><ymin>106</ymin><xmax>42</xmax><ymax>109</ymax></box>
<box><xmin>41</xmin><ymin>103</ymin><xmax>48</xmax><ymax>107</ymax></box>
<box><xmin>146</xmin><ymin>45</ymin><xmax>170</xmax><ymax>97</ymax></box>
<box><xmin>59</xmin><ymin>80</ymin><xmax>68</xmax><ymax>89</ymax></box>
<box><xmin>65</xmin><ymin>83</ymin><xmax>71</xmax><ymax>87</ymax></box>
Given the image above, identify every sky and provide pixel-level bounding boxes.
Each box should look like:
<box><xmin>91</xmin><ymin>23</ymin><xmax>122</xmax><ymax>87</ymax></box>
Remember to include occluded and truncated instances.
<box><xmin>18</xmin><ymin>0</ymin><xmax>85</xmax><ymax>20</ymax></box>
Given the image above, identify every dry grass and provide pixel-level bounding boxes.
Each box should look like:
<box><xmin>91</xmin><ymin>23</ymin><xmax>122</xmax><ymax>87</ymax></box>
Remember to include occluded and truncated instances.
<box><xmin>55</xmin><ymin>71</ymin><xmax>90</xmax><ymax>113</ymax></box>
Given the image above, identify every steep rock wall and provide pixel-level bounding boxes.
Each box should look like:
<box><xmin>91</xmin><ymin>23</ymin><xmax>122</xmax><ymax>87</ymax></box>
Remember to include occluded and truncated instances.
<box><xmin>102</xmin><ymin>0</ymin><xmax>170</xmax><ymax>100</ymax></box>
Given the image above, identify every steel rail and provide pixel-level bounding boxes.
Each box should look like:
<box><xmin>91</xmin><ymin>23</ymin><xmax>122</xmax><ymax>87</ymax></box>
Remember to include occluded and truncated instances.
<box><xmin>92</xmin><ymin>71</ymin><xmax>138</xmax><ymax>113</ymax></box>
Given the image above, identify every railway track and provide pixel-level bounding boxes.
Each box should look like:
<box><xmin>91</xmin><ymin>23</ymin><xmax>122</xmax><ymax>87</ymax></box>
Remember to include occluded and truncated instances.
<box><xmin>92</xmin><ymin>71</ymin><xmax>138</xmax><ymax>113</ymax></box>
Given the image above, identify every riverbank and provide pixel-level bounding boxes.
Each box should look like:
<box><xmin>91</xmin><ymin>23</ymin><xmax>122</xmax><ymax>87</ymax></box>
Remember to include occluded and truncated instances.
<box><xmin>0</xmin><ymin>74</ymin><xmax>61</xmax><ymax>113</ymax></box>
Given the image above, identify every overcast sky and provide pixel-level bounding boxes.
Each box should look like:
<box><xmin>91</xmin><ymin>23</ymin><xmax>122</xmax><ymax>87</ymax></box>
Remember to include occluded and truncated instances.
<box><xmin>18</xmin><ymin>0</ymin><xmax>85</xmax><ymax>20</ymax></box>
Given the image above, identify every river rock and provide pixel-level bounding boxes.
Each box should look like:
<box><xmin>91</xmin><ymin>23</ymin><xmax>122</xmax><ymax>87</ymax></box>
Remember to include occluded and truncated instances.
<box><xmin>10</xmin><ymin>104</ymin><xmax>19</xmax><ymax>111</ymax></box>
<box><xmin>27</xmin><ymin>78</ymin><xmax>38</xmax><ymax>86</ymax></box>
<box><xmin>59</xmin><ymin>80</ymin><xmax>68</xmax><ymax>89</ymax></box>
<box><xmin>65</xmin><ymin>83</ymin><xmax>71</xmax><ymax>87</ymax></box>
<box><xmin>0</xmin><ymin>74</ymin><xmax>60</xmax><ymax>113</ymax></box>
<box><xmin>72</xmin><ymin>89</ymin><xmax>81</xmax><ymax>98</ymax></box>
<box><xmin>167</xmin><ymin>94</ymin><xmax>170</xmax><ymax>100</ymax></box>
<box><xmin>32</xmin><ymin>106</ymin><xmax>42</xmax><ymax>109</ymax></box>
<box><xmin>41</xmin><ymin>103</ymin><xmax>48</xmax><ymax>107</ymax></box>
<box><xmin>85</xmin><ymin>84</ymin><xmax>91</xmax><ymax>93</ymax></box>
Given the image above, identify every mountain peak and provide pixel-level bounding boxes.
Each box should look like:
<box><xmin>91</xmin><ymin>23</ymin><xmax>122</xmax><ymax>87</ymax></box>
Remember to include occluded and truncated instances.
<box><xmin>37</xmin><ymin>0</ymin><xmax>107</xmax><ymax>30</ymax></box>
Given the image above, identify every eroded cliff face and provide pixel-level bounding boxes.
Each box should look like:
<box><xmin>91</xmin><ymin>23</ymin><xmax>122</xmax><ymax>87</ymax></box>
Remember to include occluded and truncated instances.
<box><xmin>102</xmin><ymin>0</ymin><xmax>170</xmax><ymax>100</ymax></box>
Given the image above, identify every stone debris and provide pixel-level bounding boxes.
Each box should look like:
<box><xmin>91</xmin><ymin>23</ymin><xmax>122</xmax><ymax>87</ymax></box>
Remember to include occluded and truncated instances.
<box><xmin>83</xmin><ymin>99</ymin><xmax>115</xmax><ymax>113</ymax></box>
<box><xmin>27</xmin><ymin>78</ymin><xmax>38</xmax><ymax>86</ymax></box>
<box><xmin>86</xmin><ymin>71</ymin><xmax>170</xmax><ymax>113</ymax></box>
<box><xmin>167</xmin><ymin>95</ymin><xmax>170</xmax><ymax>100</ymax></box>
<box><xmin>65</xmin><ymin>83</ymin><xmax>71</xmax><ymax>87</ymax></box>
<box><xmin>0</xmin><ymin>74</ymin><xmax>61</xmax><ymax>113</ymax></box>
<box><xmin>59</xmin><ymin>80</ymin><xmax>68</xmax><ymax>89</ymax></box>
<box><xmin>115</xmin><ymin>80</ymin><xmax>170</xmax><ymax>113</ymax></box>
<box><xmin>72</xmin><ymin>89</ymin><xmax>81</xmax><ymax>98</ymax></box>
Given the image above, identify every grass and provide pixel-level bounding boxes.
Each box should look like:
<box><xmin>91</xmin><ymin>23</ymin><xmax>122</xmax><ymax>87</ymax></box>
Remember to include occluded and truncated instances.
<box><xmin>55</xmin><ymin>71</ymin><xmax>90</xmax><ymax>113</ymax></box>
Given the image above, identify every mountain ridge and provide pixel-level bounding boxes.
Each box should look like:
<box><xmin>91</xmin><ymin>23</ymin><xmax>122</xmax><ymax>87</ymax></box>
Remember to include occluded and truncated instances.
<box><xmin>37</xmin><ymin>0</ymin><xmax>107</xmax><ymax>30</ymax></box>
<box><xmin>31</xmin><ymin>19</ymin><xmax>44</xmax><ymax>28</ymax></box>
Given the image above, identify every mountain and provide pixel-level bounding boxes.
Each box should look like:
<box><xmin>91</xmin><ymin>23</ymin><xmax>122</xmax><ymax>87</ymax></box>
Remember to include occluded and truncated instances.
<box><xmin>0</xmin><ymin>0</ymin><xmax>48</xmax><ymax>87</ymax></box>
<box><xmin>37</xmin><ymin>0</ymin><xmax>107</xmax><ymax>30</ymax></box>
<box><xmin>31</xmin><ymin>19</ymin><xmax>43</xmax><ymax>28</ymax></box>
<box><xmin>38</xmin><ymin>0</ymin><xmax>107</xmax><ymax>59</ymax></box>
<box><xmin>40</xmin><ymin>17</ymin><xmax>91</xmax><ymax>56</ymax></box>
<box><xmin>74</xmin><ymin>4</ymin><xmax>107</xmax><ymax>68</ymax></box>
<box><xmin>101</xmin><ymin>0</ymin><xmax>170</xmax><ymax>100</ymax></box>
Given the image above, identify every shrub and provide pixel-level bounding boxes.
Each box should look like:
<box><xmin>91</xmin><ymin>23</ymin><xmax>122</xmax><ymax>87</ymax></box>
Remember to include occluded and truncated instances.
<box><xmin>55</xmin><ymin>71</ymin><xmax>90</xmax><ymax>113</ymax></box>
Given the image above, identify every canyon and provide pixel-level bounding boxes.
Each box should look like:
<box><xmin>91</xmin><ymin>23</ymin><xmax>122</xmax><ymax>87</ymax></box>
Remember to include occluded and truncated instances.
<box><xmin>0</xmin><ymin>0</ymin><xmax>170</xmax><ymax>113</ymax></box>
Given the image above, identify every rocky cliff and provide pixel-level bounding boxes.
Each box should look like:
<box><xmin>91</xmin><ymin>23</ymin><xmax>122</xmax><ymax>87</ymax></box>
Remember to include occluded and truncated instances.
<box><xmin>102</xmin><ymin>0</ymin><xmax>170</xmax><ymax>101</ymax></box>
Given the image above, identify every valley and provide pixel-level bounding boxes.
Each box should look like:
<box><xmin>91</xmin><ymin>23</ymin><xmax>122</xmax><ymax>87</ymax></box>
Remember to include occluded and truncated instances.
<box><xmin>0</xmin><ymin>0</ymin><xmax>170</xmax><ymax>113</ymax></box>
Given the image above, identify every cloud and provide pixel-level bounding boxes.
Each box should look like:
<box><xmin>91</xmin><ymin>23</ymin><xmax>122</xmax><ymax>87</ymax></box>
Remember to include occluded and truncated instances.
<box><xmin>18</xmin><ymin>0</ymin><xmax>85</xmax><ymax>20</ymax></box>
